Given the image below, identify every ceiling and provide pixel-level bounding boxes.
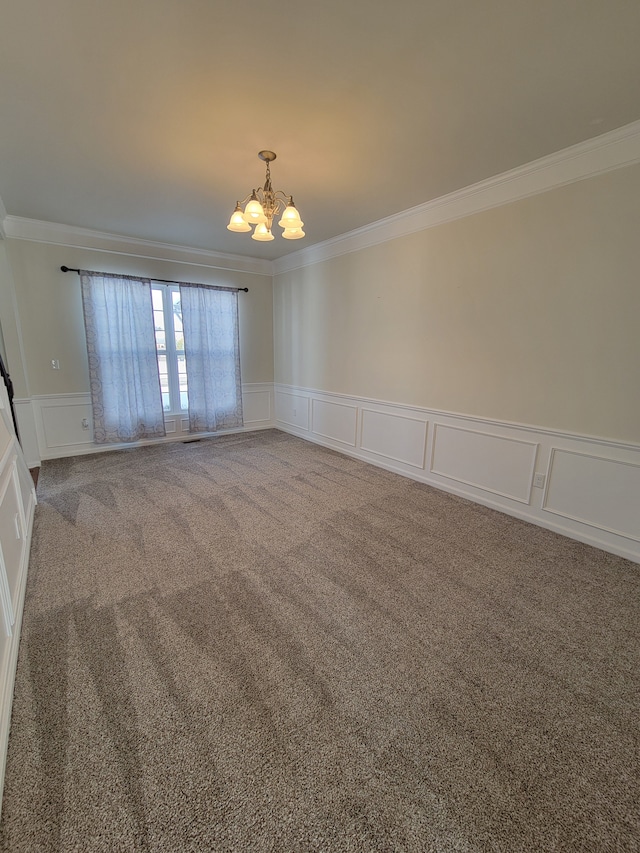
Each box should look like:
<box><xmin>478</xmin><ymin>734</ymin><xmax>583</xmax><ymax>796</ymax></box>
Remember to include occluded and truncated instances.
<box><xmin>1</xmin><ymin>0</ymin><xmax>640</xmax><ymax>261</ymax></box>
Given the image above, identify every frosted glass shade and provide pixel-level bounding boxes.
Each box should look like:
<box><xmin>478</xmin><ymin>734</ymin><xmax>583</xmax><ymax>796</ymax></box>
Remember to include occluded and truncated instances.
<box><xmin>227</xmin><ymin>206</ymin><xmax>251</xmax><ymax>232</ymax></box>
<box><xmin>243</xmin><ymin>198</ymin><xmax>267</xmax><ymax>224</ymax></box>
<box><xmin>282</xmin><ymin>227</ymin><xmax>306</xmax><ymax>240</ymax></box>
<box><xmin>278</xmin><ymin>204</ymin><xmax>303</xmax><ymax>229</ymax></box>
<box><xmin>252</xmin><ymin>223</ymin><xmax>274</xmax><ymax>241</ymax></box>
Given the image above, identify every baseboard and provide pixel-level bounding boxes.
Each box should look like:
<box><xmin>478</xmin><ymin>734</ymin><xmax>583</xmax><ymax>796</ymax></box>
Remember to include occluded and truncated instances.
<box><xmin>274</xmin><ymin>384</ymin><xmax>640</xmax><ymax>565</ymax></box>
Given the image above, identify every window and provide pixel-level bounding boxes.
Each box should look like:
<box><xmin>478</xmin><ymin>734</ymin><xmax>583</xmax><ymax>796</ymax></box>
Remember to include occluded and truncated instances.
<box><xmin>81</xmin><ymin>269</ymin><xmax>243</xmax><ymax>444</ymax></box>
<box><xmin>152</xmin><ymin>284</ymin><xmax>188</xmax><ymax>413</ymax></box>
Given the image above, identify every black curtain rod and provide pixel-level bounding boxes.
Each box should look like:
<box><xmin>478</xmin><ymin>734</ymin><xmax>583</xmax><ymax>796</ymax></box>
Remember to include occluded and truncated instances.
<box><xmin>60</xmin><ymin>266</ymin><xmax>249</xmax><ymax>292</ymax></box>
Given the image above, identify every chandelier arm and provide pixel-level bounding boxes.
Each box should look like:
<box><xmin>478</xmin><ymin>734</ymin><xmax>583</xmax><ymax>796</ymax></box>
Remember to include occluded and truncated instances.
<box><xmin>237</xmin><ymin>190</ymin><xmax>261</xmax><ymax>207</ymax></box>
<box><xmin>236</xmin><ymin>190</ymin><xmax>295</xmax><ymax>221</ymax></box>
<box><xmin>272</xmin><ymin>191</ymin><xmax>294</xmax><ymax>213</ymax></box>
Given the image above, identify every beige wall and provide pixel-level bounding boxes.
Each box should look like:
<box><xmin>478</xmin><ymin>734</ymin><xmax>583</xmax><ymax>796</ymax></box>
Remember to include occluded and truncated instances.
<box><xmin>0</xmin><ymin>240</ymin><xmax>29</xmax><ymax>396</ymax></box>
<box><xmin>2</xmin><ymin>162</ymin><xmax>639</xmax><ymax>444</ymax></box>
<box><xmin>3</xmin><ymin>240</ymin><xmax>273</xmax><ymax>398</ymax></box>
<box><xmin>274</xmin><ymin>164</ymin><xmax>640</xmax><ymax>444</ymax></box>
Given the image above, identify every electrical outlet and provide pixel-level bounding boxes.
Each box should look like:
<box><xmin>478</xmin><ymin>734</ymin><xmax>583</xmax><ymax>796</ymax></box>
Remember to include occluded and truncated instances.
<box><xmin>533</xmin><ymin>473</ymin><xmax>546</xmax><ymax>489</ymax></box>
<box><xmin>81</xmin><ymin>418</ymin><xmax>89</xmax><ymax>430</ymax></box>
<box><xmin>51</xmin><ymin>359</ymin><xmax>60</xmax><ymax>370</ymax></box>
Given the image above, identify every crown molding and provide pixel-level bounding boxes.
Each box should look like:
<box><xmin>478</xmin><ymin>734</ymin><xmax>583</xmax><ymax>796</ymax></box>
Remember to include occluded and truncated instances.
<box><xmin>1</xmin><ymin>216</ymin><xmax>274</xmax><ymax>276</ymax></box>
<box><xmin>3</xmin><ymin>120</ymin><xmax>640</xmax><ymax>276</ymax></box>
<box><xmin>273</xmin><ymin>119</ymin><xmax>640</xmax><ymax>275</ymax></box>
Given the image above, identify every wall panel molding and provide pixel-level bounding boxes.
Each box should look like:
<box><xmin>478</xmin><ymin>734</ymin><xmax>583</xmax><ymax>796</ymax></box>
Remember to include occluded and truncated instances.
<box><xmin>360</xmin><ymin>408</ymin><xmax>427</xmax><ymax>469</ymax></box>
<box><xmin>0</xmin><ymin>402</ymin><xmax>36</xmax><ymax>814</ymax></box>
<box><xmin>274</xmin><ymin>389</ymin><xmax>310</xmax><ymax>432</ymax></box>
<box><xmin>13</xmin><ymin>400</ymin><xmax>40</xmax><ymax>468</ymax></box>
<box><xmin>0</xmin><ymin>467</ymin><xmax>33</xmax><ymax>812</ymax></box>
<box><xmin>274</xmin><ymin>383</ymin><xmax>640</xmax><ymax>564</ymax></box>
<box><xmin>273</xmin><ymin>385</ymin><xmax>638</xmax><ymax>451</ymax></box>
<box><xmin>430</xmin><ymin>424</ymin><xmax>538</xmax><ymax>504</ymax></box>
<box><xmin>13</xmin><ymin>382</ymin><xmax>640</xmax><ymax>562</ymax></box>
<box><xmin>311</xmin><ymin>399</ymin><xmax>358</xmax><ymax>446</ymax></box>
<box><xmin>15</xmin><ymin>383</ymin><xmax>275</xmax><ymax>463</ymax></box>
<box><xmin>543</xmin><ymin>448</ymin><xmax>640</xmax><ymax>543</ymax></box>
<box><xmin>243</xmin><ymin>385</ymin><xmax>272</xmax><ymax>426</ymax></box>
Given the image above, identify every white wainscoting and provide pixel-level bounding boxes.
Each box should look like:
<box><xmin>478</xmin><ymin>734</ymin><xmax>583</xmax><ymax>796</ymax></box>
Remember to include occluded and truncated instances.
<box><xmin>361</xmin><ymin>408</ymin><xmax>428</xmax><ymax>469</ymax></box>
<box><xmin>0</xmin><ymin>446</ymin><xmax>35</xmax><ymax>814</ymax></box>
<box><xmin>311</xmin><ymin>398</ymin><xmax>358</xmax><ymax>447</ymax></box>
<box><xmin>13</xmin><ymin>400</ymin><xmax>40</xmax><ymax>469</ymax></box>
<box><xmin>274</xmin><ymin>384</ymin><xmax>640</xmax><ymax>564</ymax></box>
<box><xmin>41</xmin><ymin>397</ymin><xmax>93</xmax><ymax>450</ymax></box>
<box><xmin>243</xmin><ymin>387</ymin><xmax>272</xmax><ymax>426</ymax></box>
<box><xmin>274</xmin><ymin>389</ymin><xmax>310</xmax><ymax>431</ymax></box>
<box><xmin>0</xmin><ymin>386</ymin><xmax>37</xmax><ymax>813</ymax></box>
<box><xmin>430</xmin><ymin>424</ymin><xmax>538</xmax><ymax>504</ymax></box>
<box><xmin>544</xmin><ymin>449</ymin><xmax>640</xmax><ymax>543</ymax></box>
<box><xmin>15</xmin><ymin>383</ymin><xmax>275</xmax><ymax>463</ymax></box>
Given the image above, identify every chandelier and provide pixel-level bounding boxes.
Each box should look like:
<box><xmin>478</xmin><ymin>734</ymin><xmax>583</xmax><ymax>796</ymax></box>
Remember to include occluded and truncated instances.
<box><xmin>227</xmin><ymin>150</ymin><xmax>305</xmax><ymax>242</ymax></box>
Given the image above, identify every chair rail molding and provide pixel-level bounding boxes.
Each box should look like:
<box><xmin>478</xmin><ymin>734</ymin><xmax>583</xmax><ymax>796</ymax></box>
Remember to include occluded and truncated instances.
<box><xmin>274</xmin><ymin>383</ymin><xmax>640</xmax><ymax>564</ymax></box>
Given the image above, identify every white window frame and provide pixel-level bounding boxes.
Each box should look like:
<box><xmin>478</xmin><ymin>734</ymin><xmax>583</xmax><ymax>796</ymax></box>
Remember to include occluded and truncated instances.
<box><xmin>152</xmin><ymin>283</ymin><xmax>187</xmax><ymax>415</ymax></box>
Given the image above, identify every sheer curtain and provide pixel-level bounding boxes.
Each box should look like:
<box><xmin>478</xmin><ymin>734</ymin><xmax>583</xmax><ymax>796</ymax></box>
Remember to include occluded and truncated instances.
<box><xmin>179</xmin><ymin>284</ymin><xmax>243</xmax><ymax>433</ymax></box>
<box><xmin>81</xmin><ymin>271</ymin><xmax>166</xmax><ymax>444</ymax></box>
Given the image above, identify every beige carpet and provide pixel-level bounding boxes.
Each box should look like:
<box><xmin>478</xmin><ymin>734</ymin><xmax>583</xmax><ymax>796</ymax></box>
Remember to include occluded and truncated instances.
<box><xmin>1</xmin><ymin>429</ymin><xmax>638</xmax><ymax>852</ymax></box>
